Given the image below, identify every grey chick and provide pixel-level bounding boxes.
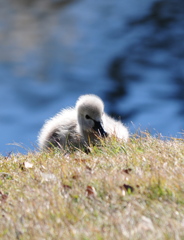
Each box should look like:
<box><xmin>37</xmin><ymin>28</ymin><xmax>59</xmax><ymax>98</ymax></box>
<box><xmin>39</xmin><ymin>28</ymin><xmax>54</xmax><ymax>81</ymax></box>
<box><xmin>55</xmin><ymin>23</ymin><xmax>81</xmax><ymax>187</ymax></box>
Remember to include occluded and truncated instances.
<box><xmin>38</xmin><ymin>94</ymin><xmax>129</xmax><ymax>151</ymax></box>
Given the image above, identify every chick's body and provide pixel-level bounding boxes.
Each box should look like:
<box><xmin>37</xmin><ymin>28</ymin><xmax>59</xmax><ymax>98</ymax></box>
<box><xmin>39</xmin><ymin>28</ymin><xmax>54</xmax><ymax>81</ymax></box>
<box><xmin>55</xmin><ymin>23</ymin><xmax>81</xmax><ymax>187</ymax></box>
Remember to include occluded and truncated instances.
<box><xmin>38</xmin><ymin>94</ymin><xmax>129</xmax><ymax>151</ymax></box>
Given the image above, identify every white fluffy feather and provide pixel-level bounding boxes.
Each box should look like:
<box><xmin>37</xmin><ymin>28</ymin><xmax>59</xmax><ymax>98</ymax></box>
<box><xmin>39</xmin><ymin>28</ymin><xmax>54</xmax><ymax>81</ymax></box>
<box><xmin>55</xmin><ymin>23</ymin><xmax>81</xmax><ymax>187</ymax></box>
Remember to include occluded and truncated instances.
<box><xmin>38</xmin><ymin>94</ymin><xmax>129</xmax><ymax>151</ymax></box>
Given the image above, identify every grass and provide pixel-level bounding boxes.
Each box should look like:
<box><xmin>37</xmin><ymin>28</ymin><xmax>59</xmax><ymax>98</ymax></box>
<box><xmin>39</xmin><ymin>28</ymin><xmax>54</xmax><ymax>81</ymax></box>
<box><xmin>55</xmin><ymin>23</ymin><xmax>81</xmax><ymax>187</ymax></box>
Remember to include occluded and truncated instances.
<box><xmin>0</xmin><ymin>133</ymin><xmax>184</xmax><ymax>240</ymax></box>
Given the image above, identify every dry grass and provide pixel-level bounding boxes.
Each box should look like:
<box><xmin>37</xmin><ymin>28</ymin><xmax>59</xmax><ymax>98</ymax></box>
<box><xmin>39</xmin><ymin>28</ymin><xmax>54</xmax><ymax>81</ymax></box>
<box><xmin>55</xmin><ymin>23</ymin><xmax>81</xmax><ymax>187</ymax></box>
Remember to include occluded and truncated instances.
<box><xmin>0</xmin><ymin>133</ymin><xmax>184</xmax><ymax>240</ymax></box>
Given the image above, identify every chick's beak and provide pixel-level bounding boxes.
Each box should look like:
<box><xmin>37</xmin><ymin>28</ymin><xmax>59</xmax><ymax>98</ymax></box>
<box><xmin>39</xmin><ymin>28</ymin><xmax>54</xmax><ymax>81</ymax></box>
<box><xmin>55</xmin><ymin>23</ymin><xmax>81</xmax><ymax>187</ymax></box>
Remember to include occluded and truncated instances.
<box><xmin>93</xmin><ymin>121</ymin><xmax>108</xmax><ymax>138</ymax></box>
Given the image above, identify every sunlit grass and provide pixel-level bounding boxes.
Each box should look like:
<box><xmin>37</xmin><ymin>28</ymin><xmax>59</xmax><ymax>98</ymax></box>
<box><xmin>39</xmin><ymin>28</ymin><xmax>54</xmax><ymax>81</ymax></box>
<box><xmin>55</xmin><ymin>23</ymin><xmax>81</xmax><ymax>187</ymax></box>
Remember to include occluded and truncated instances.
<box><xmin>0</xmin><ymin>133</ymin><xmax>184</xmax><ymax>239</ymax></box>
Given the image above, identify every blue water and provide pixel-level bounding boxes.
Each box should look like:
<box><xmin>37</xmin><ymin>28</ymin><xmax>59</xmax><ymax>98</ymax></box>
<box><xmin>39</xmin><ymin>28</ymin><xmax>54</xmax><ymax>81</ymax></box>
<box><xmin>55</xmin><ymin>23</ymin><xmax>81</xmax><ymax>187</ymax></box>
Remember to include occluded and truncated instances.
<box><xmin>0</xmin><ymin>0</ymin><xmax>183</xmax><ymax>155</ymax></box>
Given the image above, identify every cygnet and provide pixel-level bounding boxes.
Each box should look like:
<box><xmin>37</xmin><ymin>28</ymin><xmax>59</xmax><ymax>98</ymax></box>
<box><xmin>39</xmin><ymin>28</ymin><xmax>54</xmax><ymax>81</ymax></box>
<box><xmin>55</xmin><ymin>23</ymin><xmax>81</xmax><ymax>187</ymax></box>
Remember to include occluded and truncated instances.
<box><xmin>38</xmin><ymin>94</ymin><xmax>129</xmax><ymax>151</ymax></box>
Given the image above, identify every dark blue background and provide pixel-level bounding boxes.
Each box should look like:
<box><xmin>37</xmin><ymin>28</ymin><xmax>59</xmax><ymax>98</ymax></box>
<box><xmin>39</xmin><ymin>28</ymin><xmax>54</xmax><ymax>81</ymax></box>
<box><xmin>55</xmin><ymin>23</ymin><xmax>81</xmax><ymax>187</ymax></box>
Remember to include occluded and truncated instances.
<box><xmin>0</xmin><ymin>0</ymin><xmax>183</xmax><ymax>155</ymax></box>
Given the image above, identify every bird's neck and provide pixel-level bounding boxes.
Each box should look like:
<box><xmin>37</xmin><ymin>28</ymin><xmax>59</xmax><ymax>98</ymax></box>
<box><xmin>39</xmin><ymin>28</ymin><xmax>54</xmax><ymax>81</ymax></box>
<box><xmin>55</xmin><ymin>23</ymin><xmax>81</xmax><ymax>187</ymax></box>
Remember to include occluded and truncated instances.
<box><xmin>79</xmin><ymin>128</ymin><xmax>99</xmax><ymax>146</ymax></box>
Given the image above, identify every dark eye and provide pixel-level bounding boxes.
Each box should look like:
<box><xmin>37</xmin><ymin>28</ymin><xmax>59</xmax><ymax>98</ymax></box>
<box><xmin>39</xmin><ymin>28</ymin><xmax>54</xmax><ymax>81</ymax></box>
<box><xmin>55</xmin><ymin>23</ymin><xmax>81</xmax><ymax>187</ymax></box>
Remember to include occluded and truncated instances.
<box><xmin>85</xmin><ymin>115</ymin><xmax>90</xmax><ymax>119</ymax></box>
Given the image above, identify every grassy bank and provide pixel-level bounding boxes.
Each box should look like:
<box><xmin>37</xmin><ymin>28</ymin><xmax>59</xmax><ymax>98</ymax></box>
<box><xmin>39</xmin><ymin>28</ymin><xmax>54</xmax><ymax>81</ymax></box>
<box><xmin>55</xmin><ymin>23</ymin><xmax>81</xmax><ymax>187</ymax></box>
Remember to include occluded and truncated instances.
<box><xmin>0</xmin><ymin>133</ymin><xmax>184</xmax><ymax>240</ymax></box>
